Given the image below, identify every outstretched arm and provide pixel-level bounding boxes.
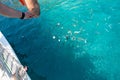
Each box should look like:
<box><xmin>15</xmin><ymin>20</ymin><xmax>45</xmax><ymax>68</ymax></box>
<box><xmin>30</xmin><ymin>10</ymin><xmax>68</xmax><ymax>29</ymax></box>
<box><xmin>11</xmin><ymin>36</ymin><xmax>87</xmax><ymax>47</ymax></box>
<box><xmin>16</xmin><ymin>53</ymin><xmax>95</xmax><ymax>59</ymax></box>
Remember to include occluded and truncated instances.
<box><xmin>0</xmin><ymin>2</ymin><xmax>32</xmax><ymax>19</ymax></box>
<box><xmin>25</xmin><ymin>0</ymin><xmax>40</xmax><ymax>17</ymax></box>
<box><xmin>0</xmin><ymin>2</ymin><xmax>22</xmax><ymax>18</ymax></box>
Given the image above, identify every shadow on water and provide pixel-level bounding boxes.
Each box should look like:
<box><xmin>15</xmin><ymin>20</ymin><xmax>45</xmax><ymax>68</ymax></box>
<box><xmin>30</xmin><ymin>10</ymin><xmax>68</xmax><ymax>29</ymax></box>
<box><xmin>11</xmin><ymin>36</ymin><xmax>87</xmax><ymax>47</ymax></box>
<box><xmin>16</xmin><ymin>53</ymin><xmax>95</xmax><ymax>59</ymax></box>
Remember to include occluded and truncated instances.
<box><xmin>0</xmin><ymin>19</ymin><xmax>107</xmax><ymax>80</ymax></box>
<box><xmin>11</xmin><ymin>30</ymin><xmax>107</xmax><ymax>80</ymax></box>
<box><xmin>28</xmin><ymin>68</ymin><xmax>47</xmax><ymax>80</ymax></box>
<box><xmin>45</xmin><ymin>43</ymin><xmax>107</xmax><ymax>80</ymax></box>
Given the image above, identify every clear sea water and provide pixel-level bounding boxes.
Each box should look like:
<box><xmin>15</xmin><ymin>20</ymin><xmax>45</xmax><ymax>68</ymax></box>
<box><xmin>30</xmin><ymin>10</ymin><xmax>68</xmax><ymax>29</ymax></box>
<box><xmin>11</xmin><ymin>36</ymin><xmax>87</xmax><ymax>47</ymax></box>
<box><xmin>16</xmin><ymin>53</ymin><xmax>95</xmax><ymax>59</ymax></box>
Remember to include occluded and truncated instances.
<box><xmin>0</xmin><ymin>0</ymin><xmax>120</xmax><ymax>80</ymax></box>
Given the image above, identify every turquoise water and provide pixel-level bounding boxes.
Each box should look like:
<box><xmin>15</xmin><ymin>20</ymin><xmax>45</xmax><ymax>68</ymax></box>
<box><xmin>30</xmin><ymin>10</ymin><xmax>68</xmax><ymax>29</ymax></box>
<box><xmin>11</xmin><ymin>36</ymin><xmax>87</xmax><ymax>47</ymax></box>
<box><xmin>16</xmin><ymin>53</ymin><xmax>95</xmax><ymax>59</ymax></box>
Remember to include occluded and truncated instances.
<box><xmin>0</xmin><ymin>0</ymin><xmax>120</xmax><ymax>80</ymax></box>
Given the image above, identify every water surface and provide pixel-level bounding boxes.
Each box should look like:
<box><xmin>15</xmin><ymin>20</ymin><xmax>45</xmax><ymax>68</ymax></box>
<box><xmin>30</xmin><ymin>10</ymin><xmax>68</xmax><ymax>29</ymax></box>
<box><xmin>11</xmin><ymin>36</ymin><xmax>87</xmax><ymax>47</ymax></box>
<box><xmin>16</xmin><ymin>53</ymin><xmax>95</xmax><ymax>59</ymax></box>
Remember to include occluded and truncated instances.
<box><xmin>0</xmin><ymin>0</ymin><xmax>120</xmax><ymax>80</ymax></box>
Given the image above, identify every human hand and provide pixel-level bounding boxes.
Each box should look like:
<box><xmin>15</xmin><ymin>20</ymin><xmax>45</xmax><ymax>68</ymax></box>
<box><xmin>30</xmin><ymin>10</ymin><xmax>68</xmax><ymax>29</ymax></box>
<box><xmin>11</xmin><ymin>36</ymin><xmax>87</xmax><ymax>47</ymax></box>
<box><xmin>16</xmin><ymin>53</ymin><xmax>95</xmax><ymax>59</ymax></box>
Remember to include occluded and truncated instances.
<box><xmin>24</xmin><ymin>12</ymin><xmax>34</xmax><ymax>19</ymax></box>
